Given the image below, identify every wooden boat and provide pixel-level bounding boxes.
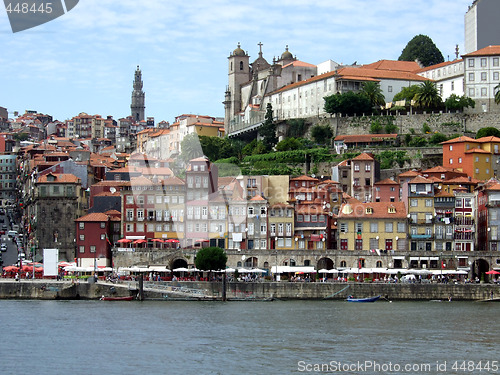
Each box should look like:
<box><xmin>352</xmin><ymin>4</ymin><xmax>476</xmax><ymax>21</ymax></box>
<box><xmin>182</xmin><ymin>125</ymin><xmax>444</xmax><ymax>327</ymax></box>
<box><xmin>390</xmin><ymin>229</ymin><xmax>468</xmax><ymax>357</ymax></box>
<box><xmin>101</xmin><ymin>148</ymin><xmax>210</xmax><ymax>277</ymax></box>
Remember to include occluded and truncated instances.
<box><xmin>100</xmin><ymin>296</ymin><xmax>134</xmax><ymax>301</ymax></box>
<box><xmin>346</xmin><ymin>295</ymin><xmax>381</xmax><ymax>302</ymax></box>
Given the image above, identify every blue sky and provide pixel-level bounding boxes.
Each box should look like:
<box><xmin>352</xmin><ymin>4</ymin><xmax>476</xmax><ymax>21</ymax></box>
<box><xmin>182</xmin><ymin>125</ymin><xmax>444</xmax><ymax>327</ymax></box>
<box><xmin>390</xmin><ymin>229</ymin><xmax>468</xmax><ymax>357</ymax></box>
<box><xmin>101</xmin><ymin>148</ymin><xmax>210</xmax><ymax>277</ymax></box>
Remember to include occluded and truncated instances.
<box><xmin>0</xmin><ymin>0</ymin><xmax>473</xmax><ymax>123</ymax></box>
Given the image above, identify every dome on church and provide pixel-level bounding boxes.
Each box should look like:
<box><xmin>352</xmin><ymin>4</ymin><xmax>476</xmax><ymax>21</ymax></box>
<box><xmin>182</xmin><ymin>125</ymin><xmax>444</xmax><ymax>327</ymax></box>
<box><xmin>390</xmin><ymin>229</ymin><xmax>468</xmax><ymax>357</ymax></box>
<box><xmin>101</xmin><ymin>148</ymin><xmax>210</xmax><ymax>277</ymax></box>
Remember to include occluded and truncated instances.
<box><xmin>281</xmin><ymin>46</ymin><xmax>293</xmax><ymax>60</ymax></box>
<box><xmin>233</xmin><ymin>43</ymin><xmax>246</xmax><ymax>57</ymax></box>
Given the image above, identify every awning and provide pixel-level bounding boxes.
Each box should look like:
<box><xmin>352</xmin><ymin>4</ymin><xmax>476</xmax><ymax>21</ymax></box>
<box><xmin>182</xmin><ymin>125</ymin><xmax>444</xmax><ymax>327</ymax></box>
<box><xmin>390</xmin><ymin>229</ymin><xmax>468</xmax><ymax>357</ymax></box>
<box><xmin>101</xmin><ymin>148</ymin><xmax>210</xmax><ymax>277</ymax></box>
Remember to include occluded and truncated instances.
<box><xmin>410</xmin><ymin>257</ymin><xmax>419</xmax><ymax>261</ymax></box>
<box><xmin>429</xmin><ymin>257</ymin><xmax>439</xmax><ymax>261</ymax></box>
<box><xmin>125</xmin><ymin>235</ymin><xmax>146</xmax><ymax>240</ymax></box>
<box><xmin>392</xmin><ymin>256</ymin><xmax>405</xmax><ymax>260</ymax></box>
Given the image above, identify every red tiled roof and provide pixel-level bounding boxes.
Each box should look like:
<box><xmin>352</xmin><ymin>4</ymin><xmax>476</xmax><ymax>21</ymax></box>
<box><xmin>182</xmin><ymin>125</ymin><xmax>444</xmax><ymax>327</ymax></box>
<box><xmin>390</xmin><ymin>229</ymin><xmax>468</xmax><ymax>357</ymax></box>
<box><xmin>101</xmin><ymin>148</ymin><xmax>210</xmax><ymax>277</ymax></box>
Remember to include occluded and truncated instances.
<box><xmin>338</xmin><ymin>201</ymin><xmax>407</xmax><ymax>219</ymax></box>
<box><xmin>440</xmin><ymin>136</ymin><xmax>479</xmax><ymax>144</ymax></box>
<box><xmin>37</xmin><ymin>173</ymin><xmax>80</xmax><ymax>183</ymax></box>
<box><xmin>282</xmin><ymin>60</ymin><xmax>316</xmax><ymax>68</ymax></box>
<box><xmin>352</xmin><ymin>152</ymin><xmax>375</xmax><ymax>161</ymax></box>
<box><xmin>375</xmin><ymin>178</ymin><xmax>399</xmax><ymax>185</ymax></box>
<box><xmin>75</xmin><ymin>213</ymin><xmax>110</xmax><ymax>222</ymax></box>
<box><xmin>408</xmin><ymin>176</ymin><xmax>433</xmax><ymax>184</ymax></box>
<box><xmin>398</xmin><ymin>170</ymin><xmax>420</xmax><ymax>178</ymax></box>
<box><xmin>444</xmin><ymin>176</ymin><xmax>480</xmax><ymax>185</ymax></box>
<box><xmin>362</xmin><ymin>60</ymin><xmax>421</xmax><ymax>72</ymax></box>
<box><xmin>290</xmin><ymin>175</ymin><xmax>319</xmax><ymax>182</ymax></box>
<box><xmin>415</xmin><ymin>59</ymin><xmax>463</xmax><ymax>73</ymax></box>
<box><xmin>465</xmin><ymin>148</ymin><xmax>491</xmax><ymax>154</ymax></box>
<box><xmin>462</xmin><ymin>45</ymin><xmax>500</xmax><ymax>57</ymax></box>
<box><xmin>476</xmin><ymin>136</ymin><xmax>500</xmax><ymax>143</ymax></box>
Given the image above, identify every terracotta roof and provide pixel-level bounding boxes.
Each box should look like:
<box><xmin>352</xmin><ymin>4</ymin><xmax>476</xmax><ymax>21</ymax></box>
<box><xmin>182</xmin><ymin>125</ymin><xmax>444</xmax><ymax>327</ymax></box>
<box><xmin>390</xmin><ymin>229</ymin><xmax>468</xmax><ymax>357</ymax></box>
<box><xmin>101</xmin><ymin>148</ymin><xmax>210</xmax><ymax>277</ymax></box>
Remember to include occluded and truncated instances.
<box><xmin>476</xmin><ymin>136</ymin><xmax>500</xmax><ymax>143</ymax></box>
<box><xmin>37</xmin><ymin>173</ymin><xmax>80</xmax><ymax>184</ymax></box>
<box><xmin>415</xmin><ymin>59</ymin><xmax>463</xmax><ymax>73</ymax></box>
<box><xmin>282</xmin><ymin>60</ymin><xmax>316</xmax><ymax>69</ymax></box>
<box><xmin>104</xmin><ymin>209</ymin><xmax>121</xmax><ymax>216</ymax></box>
<box><xmin>270</xmin><ymin>203</ymin><xmax>293</xmax><ymax>209</ymax></box>
<box><xmin>337</xmin><ymin>66</ymin><xmax>428</xmax><ymax>82</ymax></box>
<box><xmin>250</xmin><ymin>195</ymin><xmax>266</xmax><ymax>201</ymax></box>
<box><xmin>362</xmin><ymin>60</ymin><xmax>421</xmax><ymax>72</ymax></box>
<box><xmin>422</xmin><ymin>166</ymin><xmax>457</xmax><ymax>173</ymax></box>
<box><xmin>434</xmin><ymin>190</ymin><xmax>454</xmax><ymax>198</ymax></box>
<box><xmin>485</xmin><ymin>183</ymin><xmax>500</xmax><ymax>191</ymax></box>
<box><xmin>338</xmin><ymin>201</ymin><xmax>407</xmax><ymax>219</ymax></box>
<box><xmin>374</xmin><ymin>178</ymin><xmax>399</xmax><ymax>185</ymax></box>
<box><xmin>352</xmin><ymin>152</ymin><xmax>375</xmax><ymax>161</ymax></box>
<box><xmin>426</xmin><ymin>176</ymin><xmax>443</xmax><ymax>183</ymax></box>
<box><xmin>290</xmin><ymin>175</ymin><xmax>319</xmax><ymax>182</ymax></box>
<box><xmin>398</xmin><ymin>170</ymin><xmax>420</xmax><ymax>178</ymax></box>
<box><xmin>408</xmin><ymin>176</ymin><xmax>433</xmax><ymax>184</ymax></box>
<box><xmin>444</xmin><ymin>176</ymin><xmax>480</xmax><ymax>185</ymax></box>
<box><xmin>465</xmin><ymin>148</ymin><xmax>491</xmax><ymax>154</ymax></box>
<box><xmin>462</xmin><ymin>45</ymin><xmax>500</xmax><ymax>57</ymax></box>
<box><xmin>161</xmin><ymin>176</ymin><xmax>185</xmax><ymax>186</ymax></box>
<box><xmin>94</xmin><ymin>191</ymin><xmax>120</xmax><ymax>197</ymax></box>
<box><xmin>75</xmin><ymin>213</ymin><xmax>110</xmax><ymax>222</ymax></box>
<box><xmin>440</xmin><ymin>136</ymin><xmax>479</xmax><ymax>144</ymax></box>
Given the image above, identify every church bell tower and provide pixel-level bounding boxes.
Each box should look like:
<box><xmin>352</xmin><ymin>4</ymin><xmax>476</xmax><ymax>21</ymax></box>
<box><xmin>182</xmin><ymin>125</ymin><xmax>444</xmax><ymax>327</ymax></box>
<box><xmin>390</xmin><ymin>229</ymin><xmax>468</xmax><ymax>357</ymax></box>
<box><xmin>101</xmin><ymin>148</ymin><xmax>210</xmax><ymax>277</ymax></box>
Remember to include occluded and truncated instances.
<box><xmin>131</xmin><ymin>65</ymin><xmax>145</xmax><ymax>122</ymax></box>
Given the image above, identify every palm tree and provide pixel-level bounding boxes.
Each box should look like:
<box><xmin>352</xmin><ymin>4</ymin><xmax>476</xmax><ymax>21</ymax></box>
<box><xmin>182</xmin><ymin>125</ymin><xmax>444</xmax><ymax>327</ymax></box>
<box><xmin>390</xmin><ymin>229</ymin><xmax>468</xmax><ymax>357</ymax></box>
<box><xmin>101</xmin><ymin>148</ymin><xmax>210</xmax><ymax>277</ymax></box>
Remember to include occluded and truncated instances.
<box><xmin>360</xmin><ymin>81</ymin><xmax>385</xmax><ymax>109</ymax></box>
<box><xmin>413</xmin><ymin>81</ymin><xmax>442</xmax><ymax>109</ymax></box>
<box><xmin>495</xmin><ymin>83</ymin><xmax>500</xmax><ymax>105</ymax></box>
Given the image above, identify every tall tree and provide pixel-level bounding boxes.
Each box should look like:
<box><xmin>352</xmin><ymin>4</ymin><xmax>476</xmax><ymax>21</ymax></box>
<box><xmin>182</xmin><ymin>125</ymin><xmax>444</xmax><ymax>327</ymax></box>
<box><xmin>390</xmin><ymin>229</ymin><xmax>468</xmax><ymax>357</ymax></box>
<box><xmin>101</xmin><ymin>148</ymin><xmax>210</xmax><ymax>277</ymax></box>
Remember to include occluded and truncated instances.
<box><xmin>180</xmin><ymin>133</ymin><xmax>203</xmax><ymax>161</ymax></box>
<box><xmin>360</xmin><ymin>81</ymin><xmax>385</xmax><ymax>108</ymax></box>
<box><xmin>399</xmin><ymin>34</ymin><xmax>444</xmax><ymax>67</ymax></box>
<box><xmin>413</xmin><ymin>81</ymin><xmax>442</xmax><ymax>109</ymax></box>
<box><xmin>195</xmin><ymin>247</ymin><xmax>227</xmax><ymax>272</ymax></box>
<box><xmin>258</xmin><ymin>103</ymin><xmax>278</xmax><ymax>152</ymax></box>
<box><xmin>495</xmin><ymin>83</ymin><xmax>500</xmax><ymax>105</ymax></box>
<box><xmin>392</xmin><ymin>85</ymin><xmax>420</xmax><ymax>103</ymax></box>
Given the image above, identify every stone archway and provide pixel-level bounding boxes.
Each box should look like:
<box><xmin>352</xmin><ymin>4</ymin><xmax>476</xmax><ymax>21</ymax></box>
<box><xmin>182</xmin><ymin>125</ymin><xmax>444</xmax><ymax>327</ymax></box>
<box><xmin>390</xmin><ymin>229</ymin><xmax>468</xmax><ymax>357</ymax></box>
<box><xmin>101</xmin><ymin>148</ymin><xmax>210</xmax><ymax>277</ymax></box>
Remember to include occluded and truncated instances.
<box><xmin>317</xmin><ymin>257</ymin><xmax>334</xmax><ymax>270</ymax></box>
<box><xmin>171</xmin><ymin>258</ymin><xmax>188</xmax><ymax>270</ymax></box>
<box><xmin>472</xmin><ymin>259</ymin><xmax>490</xmax><ymax>282</ymax></box>
<box><xmin>244</xmin><ymin>257</ymin><xmax>258</xmax><ymax>268</ymax></box>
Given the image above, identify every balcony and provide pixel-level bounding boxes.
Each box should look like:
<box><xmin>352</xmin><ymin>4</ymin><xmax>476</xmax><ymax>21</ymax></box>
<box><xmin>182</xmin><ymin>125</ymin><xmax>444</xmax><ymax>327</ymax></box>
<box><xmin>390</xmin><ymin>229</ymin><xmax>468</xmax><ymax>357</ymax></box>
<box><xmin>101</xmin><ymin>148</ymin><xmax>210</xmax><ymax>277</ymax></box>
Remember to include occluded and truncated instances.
<box><xmin>409</xmin><ymin>234</ymin><xmax>433</xmax><ymax>239</ymax></box>
<box><xmin>454</xmin><ymin>233</ymin><xmax>474</xmax><ymax>240</ymax></box>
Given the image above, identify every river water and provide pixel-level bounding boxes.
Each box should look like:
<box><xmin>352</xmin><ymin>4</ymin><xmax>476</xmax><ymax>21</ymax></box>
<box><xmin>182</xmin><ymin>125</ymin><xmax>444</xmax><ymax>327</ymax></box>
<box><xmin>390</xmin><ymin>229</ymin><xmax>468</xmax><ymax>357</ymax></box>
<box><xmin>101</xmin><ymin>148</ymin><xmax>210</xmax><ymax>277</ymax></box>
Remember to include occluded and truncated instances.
<box><xmin>1</xmin><ymin>300</ymin><xmax>499</xmax><ymax>375</ymax></box>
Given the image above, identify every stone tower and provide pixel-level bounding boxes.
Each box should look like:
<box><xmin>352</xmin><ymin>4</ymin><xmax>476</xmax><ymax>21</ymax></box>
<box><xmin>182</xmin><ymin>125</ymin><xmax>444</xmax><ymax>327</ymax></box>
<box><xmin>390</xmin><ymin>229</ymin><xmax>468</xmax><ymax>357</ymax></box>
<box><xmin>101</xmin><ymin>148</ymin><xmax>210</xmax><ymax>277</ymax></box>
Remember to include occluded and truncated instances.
<box><xmin>224</xmin><ymin>43</ymin><xmax>250</xmax><ymax>133</ymax></box>
<box><xmin>131</xmin><ymin>65</ymin><xmax>145</xmax><ymax>122</ymax></box>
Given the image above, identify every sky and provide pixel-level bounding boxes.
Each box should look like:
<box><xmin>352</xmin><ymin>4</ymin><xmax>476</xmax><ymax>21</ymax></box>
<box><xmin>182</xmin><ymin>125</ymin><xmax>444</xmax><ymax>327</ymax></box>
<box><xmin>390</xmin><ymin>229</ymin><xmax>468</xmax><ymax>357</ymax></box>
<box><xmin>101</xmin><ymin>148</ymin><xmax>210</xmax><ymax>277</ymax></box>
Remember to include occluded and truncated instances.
<box><xmin>0</xmin><ymin>0</ymin><xmax>474</xmax><ymax>123</ymax></box>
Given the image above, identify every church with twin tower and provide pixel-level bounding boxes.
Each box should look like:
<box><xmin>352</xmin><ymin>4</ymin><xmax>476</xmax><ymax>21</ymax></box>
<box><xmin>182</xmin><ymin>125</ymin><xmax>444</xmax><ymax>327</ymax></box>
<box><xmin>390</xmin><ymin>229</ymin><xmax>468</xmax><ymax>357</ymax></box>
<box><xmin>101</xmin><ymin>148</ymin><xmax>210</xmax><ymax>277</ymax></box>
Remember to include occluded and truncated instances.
<box><xmin>131</xmin><ymin>65</ymin><xmax>145</xmax><ymax>122</ymax></box>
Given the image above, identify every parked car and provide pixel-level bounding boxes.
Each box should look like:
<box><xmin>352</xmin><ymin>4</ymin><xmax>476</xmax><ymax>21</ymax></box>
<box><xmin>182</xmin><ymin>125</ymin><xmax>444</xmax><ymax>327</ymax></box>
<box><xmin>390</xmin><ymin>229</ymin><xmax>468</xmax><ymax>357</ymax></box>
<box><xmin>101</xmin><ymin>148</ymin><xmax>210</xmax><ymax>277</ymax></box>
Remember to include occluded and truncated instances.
<box><xmin>1</xmin><ymin>243</ymin><xmax>7</xmax><ymax>252</ymax></box>
<box><xmin>0</xmin><ymin>230</ymin><xmax>5</xmax><ymax>235</ymax></box>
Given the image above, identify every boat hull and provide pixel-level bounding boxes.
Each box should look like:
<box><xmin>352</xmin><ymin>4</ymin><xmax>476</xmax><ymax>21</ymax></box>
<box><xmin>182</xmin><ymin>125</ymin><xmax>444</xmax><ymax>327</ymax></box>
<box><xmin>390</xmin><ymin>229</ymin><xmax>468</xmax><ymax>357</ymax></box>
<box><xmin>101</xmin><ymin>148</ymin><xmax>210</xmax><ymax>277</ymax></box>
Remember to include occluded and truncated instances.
<box><xmin>100</xmin><ymin>296</ymin><xmax>134</xmax><ymax>301</ymax></box>
<box><xmin>347</xmin><ymin>295</ymin><xmax>381</xmax><ymax>302</ymax></box>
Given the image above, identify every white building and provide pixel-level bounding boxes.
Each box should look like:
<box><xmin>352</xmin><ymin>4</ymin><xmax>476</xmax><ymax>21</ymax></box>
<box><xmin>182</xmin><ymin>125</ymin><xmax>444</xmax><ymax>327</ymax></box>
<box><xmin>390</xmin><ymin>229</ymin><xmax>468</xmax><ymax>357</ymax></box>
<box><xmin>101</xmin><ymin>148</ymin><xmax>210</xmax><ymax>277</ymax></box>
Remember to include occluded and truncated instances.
<box><xmin>415</xmin><ymin>59</ymin><xmax>465</xmax><ymax>99</ymax></box>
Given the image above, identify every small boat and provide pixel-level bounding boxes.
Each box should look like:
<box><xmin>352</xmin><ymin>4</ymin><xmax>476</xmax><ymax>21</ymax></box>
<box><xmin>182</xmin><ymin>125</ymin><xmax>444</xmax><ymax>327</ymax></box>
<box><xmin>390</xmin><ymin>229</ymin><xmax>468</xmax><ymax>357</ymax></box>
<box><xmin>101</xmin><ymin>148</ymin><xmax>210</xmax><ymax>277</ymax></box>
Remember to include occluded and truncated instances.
<box><xmin>100</xmin><ymin>296</ymin><xmax>134</xmax><ymax>301</ymax></box>
<box><xmin>346</xmin><ymin>295</ymin><xmax>381</xmax><ymax>302</ymax></box>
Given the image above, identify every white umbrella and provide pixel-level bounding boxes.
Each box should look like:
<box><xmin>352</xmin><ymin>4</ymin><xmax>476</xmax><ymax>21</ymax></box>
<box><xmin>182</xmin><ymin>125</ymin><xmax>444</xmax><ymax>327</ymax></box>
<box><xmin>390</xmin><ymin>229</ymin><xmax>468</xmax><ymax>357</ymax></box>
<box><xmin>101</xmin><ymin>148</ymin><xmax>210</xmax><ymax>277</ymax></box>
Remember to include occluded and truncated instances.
<box><xmin>249</xmin><ymin>268</ymin><xmax>266</xmax><ymax>273</ymax></box>
<box><xmin>238</xmin><ymin>268</ymin><xmax>251</xmax><ymax>273</ymax></box>
<box><xmin>173</xmin><ymin>267</ymin><xmax>190</xmax><ymax>272</ymax></box>
<box><xmin>223</xmin><ymin>268</ymin><xmax>236</xmax><ymax>273</ymax></box>
<box><xmin>318</xmin><ymin>269</ymin><xmax>329</xmax><ymax>273</ymax></box>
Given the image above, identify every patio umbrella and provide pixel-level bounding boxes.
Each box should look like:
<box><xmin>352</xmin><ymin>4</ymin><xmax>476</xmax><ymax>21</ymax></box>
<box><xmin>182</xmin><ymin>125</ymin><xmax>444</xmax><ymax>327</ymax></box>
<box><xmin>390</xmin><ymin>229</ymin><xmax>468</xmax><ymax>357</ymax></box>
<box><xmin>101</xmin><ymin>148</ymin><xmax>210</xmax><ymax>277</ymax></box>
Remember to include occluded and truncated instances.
<box><xmin>173</xmin><ymin>267</ymin><xmax>190</xmax><ymax>272</ymax></box>
<box><xmin>133</xmin><ymin>239</ymin><xmax>147</xmax><ymax>244</ymax></box>
<box><xmin>117</xmin><ymin>238</ymin><xmax>132</xmax><ymax>244</ymax></box>
<box><xmin>486</xmin><ymin>270</ymin><xmax>500</xmax><ymax>275</ymax></box>
<box><xmin>151</xmin><ymin>239</ymin><xmax>164</xmax><ymax>243</ymax></box>
<box><xmin>165</xmin><ymin>239</ymin><xmax>179</xmax><ymax>243</ymax></box>
<box><xmin>4</xmin><ymin>266</ymin><xmax>19</xmax><ymax>272</ymax></box>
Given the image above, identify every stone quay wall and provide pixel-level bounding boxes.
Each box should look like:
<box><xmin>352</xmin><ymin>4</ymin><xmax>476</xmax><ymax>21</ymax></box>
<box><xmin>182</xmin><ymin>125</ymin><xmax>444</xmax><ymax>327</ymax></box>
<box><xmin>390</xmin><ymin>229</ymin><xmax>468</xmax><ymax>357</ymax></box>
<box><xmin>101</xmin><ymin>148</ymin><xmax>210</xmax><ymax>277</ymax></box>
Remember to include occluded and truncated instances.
<box><xmin>1</xmin><ymin>279</ymin><xmax>498</xmax><ymax>301</ymax></box>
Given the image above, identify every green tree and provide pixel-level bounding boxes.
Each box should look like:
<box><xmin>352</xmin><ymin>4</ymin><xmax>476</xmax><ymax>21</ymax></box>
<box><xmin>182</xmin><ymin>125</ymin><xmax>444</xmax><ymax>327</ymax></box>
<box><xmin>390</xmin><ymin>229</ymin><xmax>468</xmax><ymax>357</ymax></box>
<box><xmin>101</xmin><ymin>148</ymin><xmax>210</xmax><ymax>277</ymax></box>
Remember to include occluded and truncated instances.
<box><xmin>286</xmin><ymin>118</ymin><xmax>307</xmax><ymax>137</ymax></box>
<box><xmin>276</xmin><ymin>137</ymin><xmax>303</xmax><ymax>151</ymax></box>
<box><xmin>310</xmin><ymin>124</ymin><xmax>333</xmax><ymax>145</ymax></box>
<box><xmin>495</xmin><ymin>83</ymin><xmax>500</xmax><ymax>105</ymax></box>
<box><xmin>360</xmin><ymin>81</ymin><xmax>385</xmax><ymax>109</ymax></box>
<box><xmin>409</xmin><ymin>136</ymin><xmax>428</xmax><ymax>147</ymax></box>
<box><xmin>429</xmin><ymin>132</ymin><xmax>448</xmax><ymax>145</ymax></box>
<box><xmin>370</xmin><ymin>120</ymin><xmax>383</xmax><ymax>134</ymax></box>
<box><xmin>180</xmin><ymin>133</ymin><xmax>203</xmax><ymax>161</ymax></box>
<box><xmin>398</xmin><ymin>34</ymin><xmax>444</xmax><ymax>67</ymax></box>
<box><xmin>422</xmin><ymin>123</ymin><xmax>431</xmax><ymax>133</ymax></box>
<box><xmin>324</xmin><ymin>92</ymin><xmax>372</xmax><ymax>116</ymax></box>
<box><xmin>258</xmin><ymin>103</ymin><xmax>278</xmax><ymax>152</ymax></box>
<box><xmin>385</xmin><ymin>123</ymin><xmax>398</xmax><ymax>134</ymax></box>
<box><xmin>444</xmin><ymin>94</ymin><xmax>475</xmax><ymax>111</ymax></box>
<box><xmin>476</xmin><ymin>127</ymin><xmax>500</xmax><ymax>139</ymax></box>
<box><xmin>195</xmin><ymin>247</ymin><xmax>227</xmax><ymax>272</ymax></box>
<box><xmin>392</xmin><ymin>85</ymin><xmax>420</xmax><ymax>103</ymax></box>
<box><xmin>413</xmin><ymin>81</ymin><xmax>442</xmax><ymax>109</ymax></box>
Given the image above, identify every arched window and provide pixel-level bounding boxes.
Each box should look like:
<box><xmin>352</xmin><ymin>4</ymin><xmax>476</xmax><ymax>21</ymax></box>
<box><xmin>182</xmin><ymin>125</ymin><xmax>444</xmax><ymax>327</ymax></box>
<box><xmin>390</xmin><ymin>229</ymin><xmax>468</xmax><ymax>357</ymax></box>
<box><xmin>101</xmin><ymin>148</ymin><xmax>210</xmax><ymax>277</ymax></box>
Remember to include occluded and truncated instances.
<box><xmin>340</xmin><ymin>260</ymin><xmax>347</xmax><ymax>268</ymax></box>
<box><xmin>376</xmin><ymin>260</ymin><xmax>382</xmax><ymax>268</ymax></box>
<box><xmin>240</xmin><ymin>61</ymin><xmax>244</xmax><ymax>71</ymax></box>
<box><xmin>237</xmin><ymin>261</ymin><xmax>242</xmax><ymax>267</ymax></box>
<box><xmin>230</xmin><ymin>62</ymin><xmax>233</xmax><ymax>71</ymax></box>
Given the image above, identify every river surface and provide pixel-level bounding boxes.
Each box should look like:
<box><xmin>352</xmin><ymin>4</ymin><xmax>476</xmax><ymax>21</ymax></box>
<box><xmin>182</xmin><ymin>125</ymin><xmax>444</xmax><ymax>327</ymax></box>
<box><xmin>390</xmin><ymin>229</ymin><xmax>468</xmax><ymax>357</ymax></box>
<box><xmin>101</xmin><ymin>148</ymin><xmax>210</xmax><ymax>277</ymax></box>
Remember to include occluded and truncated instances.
<box><xmin>1</xmin><ymin>300</ymin><xmax>499</xmax><ymax>375</ymax></box>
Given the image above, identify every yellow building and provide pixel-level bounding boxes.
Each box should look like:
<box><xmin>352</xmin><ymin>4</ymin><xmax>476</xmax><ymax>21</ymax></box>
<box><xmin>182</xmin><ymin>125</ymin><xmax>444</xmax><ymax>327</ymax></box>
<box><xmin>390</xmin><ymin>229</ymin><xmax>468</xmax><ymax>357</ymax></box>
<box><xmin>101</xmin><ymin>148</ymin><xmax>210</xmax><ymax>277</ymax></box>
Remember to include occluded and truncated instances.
<box><xmin>337</xmin><ymin>201</ymin><xmax>407</xmax><ymax>252</ymax></box>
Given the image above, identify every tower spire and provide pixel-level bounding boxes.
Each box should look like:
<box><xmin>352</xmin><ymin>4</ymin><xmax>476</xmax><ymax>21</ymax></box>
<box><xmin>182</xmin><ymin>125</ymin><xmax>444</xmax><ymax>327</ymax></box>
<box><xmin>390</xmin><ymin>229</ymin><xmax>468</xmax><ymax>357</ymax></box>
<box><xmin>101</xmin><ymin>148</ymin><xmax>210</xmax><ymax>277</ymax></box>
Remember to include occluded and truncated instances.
<box><xmin>131</xmin><ymin>65</ymin><xmax>145</xmax><ymax>122</ymax></box>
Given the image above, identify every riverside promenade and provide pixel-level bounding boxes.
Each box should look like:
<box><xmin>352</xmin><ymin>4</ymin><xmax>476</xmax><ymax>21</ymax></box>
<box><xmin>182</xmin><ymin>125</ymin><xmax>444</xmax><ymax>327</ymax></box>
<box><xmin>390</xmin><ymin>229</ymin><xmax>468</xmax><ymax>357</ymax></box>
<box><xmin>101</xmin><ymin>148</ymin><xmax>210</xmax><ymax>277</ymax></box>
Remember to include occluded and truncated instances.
<box><xmin>0</xmin><ymin>278</ymin><xmax>499</xmax><ymax>301</ymax></box>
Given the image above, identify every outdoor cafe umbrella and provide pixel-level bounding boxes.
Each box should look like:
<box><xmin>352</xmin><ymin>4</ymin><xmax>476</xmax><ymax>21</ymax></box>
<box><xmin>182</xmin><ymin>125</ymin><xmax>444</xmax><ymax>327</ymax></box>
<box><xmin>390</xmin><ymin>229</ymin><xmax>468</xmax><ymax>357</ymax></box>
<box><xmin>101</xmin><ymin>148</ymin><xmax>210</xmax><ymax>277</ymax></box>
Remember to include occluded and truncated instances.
<box><xmin>117</xmin><ymin>238</ymin><xmax>132</xmax><ymax>244</ymax></box>
<box><xmin>4</xmin><ymin>266</ymin><xmax>19</xmax><ymax>272</ymax></box>
<box><xmin>486</xmin><ymin>270</ymin><xmax>500</xmax><ymax>275</ymax></box>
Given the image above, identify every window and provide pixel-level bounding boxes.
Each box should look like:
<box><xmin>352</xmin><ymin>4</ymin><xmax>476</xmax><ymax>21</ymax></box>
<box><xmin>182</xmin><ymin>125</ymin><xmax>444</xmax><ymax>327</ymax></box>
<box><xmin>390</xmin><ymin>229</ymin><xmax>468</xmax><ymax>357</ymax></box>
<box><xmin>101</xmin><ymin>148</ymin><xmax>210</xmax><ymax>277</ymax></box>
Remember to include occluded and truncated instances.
<box><xmin>340</xmin><ymin>223</ymin><xmax>348</xmax><ymax>233</ymax></box>
<box><xmin>101</xmin><ymin>234</ymin><xmax>105</xmax><ymax>240</ymax></box>
<box><xmin>100</xmin><ymin>222</ymin><xmax>106</xmax><ymax>229</ymax></box>
<box><xmin>354</xmin><ymin>164</ymin><xmax>360</xmax><ymax>172</ymax></box>
<box><xmin>369</xmin><ymin>238</ymin><xmax>379</xmax><ymax>249</ymax></box>
<box><xmin>126</xmin><ymin>195</ymin><xmax>134</xmax><ymax>204</ymax></box>
<box><xmin>481</xmin><ymin>72</ymin><xmax>487</xmax><ymax>81</ymax></box>
<box><xmin>340</xmin><ymin>239</ymin><xmax>348</xmax><ymax>250</ymax></box>
<box><xmin>370</xmin><ymin>222</ymin><xmax>378</xmax><ymax>233</ymax></box>
<box><xmin>494</xmin><ymin>57</ymin><xmax>499</xmax><ymax>67</ymax></box>
<box><xmin>449</xmin><ymin>145</ymin><xmax>453</xmax><ymax>151</ymax></box>
<box><xmin>458</xmin><ymin>157</ymin><xmax>462</xmax><ymax>164</ymax></box>
<box><xmin>449</xmin><ymin>158</ymin><xmax>453</xmax><ymax>165</ymax></box>
<box><xmin>365</xmin><ymin>164</ymin><xmax>371</xmax><ymax>172</ymax></box>
<box><xmin>79</xmin><ymin>246</ymin><xmax>85</xmax><ymax>253</ymax></box>
<box><xmin>481</xmin><ymin>58</ymin><xmax>487</xmax><ymax>67</ymax></box>
<box><xmin>79</xmin><ymin>234</ymin><xmax>85</xmax><ymax>241</ymax></box>
<box><xmin>355</xmin><ymin>223</ymin><xmax>362</xmax><ymax>233</ymax></box>
<box><xmin>468</xmin><ymin>59</ymin><xmax>474</xmax><ymax>67</ymax></box>
<box><xmin>468</xmin><ymin>73</ymin><xmax>474</xmax><ymax>82</ymax></box>
<box><xmin>385</xmin><ymin>222</ymin><xmax>393</xmax><ymax>233</ymax></box>
<box><xmin>79</xmin><ymin>222</ymin><xmax>84</xmax><ymax>229</ymax></box>
<box><xmin>397</xmin><ymin>222</ymin><xmax>406</xmax><ymax>233</ymax></box>
<box><xmin>425</xmin><ymin>199</ymin><xmax>432</xmax><ymax>207</ymax></box>
<box><xmin>388</xmin><ymin>86</ymin><xmax>393</xmax><ymax>92</ymax></box>
<box><xmin>90</xmin><ymin>246</ymin><xmax>96</xmax><ymax>253</ymax></box>
<box><xmin>469</xmin><ymin>88</ymin><xmax>475</xmax><ymax>97</ymax></box>
<box><xmin>240</xmin><ymin>61</ymin><xmax>244</xmax><ymax>70</ymax></box>
<box><xmin>481</xmin><ymin>88</ymin><xmax>487</xmax><ymax>97</ymax></box>
<box><xmin>355</xmin><ymin>239</ymin><xmax>363</xmax><ymax>251</ymax></box>
<box><xmin>410</xmin><ymin>199</ymin><xmax>418</xmax><ymax>207</ymax></box>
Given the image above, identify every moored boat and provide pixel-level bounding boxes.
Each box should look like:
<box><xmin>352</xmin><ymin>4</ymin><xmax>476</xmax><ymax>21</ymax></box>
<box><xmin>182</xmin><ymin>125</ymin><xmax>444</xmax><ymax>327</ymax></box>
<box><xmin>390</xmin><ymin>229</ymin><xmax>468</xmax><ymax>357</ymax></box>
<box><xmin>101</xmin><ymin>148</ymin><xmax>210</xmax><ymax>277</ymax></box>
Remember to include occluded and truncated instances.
<box><xmin>346</xmin><ymin>295</ymin><xmax>381</xmax><ymax>302</ymax></box>
<box><xmin>100</xmin><ymin>296</ymin><xmax>134</xmax><ymax>301</ymax></box>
